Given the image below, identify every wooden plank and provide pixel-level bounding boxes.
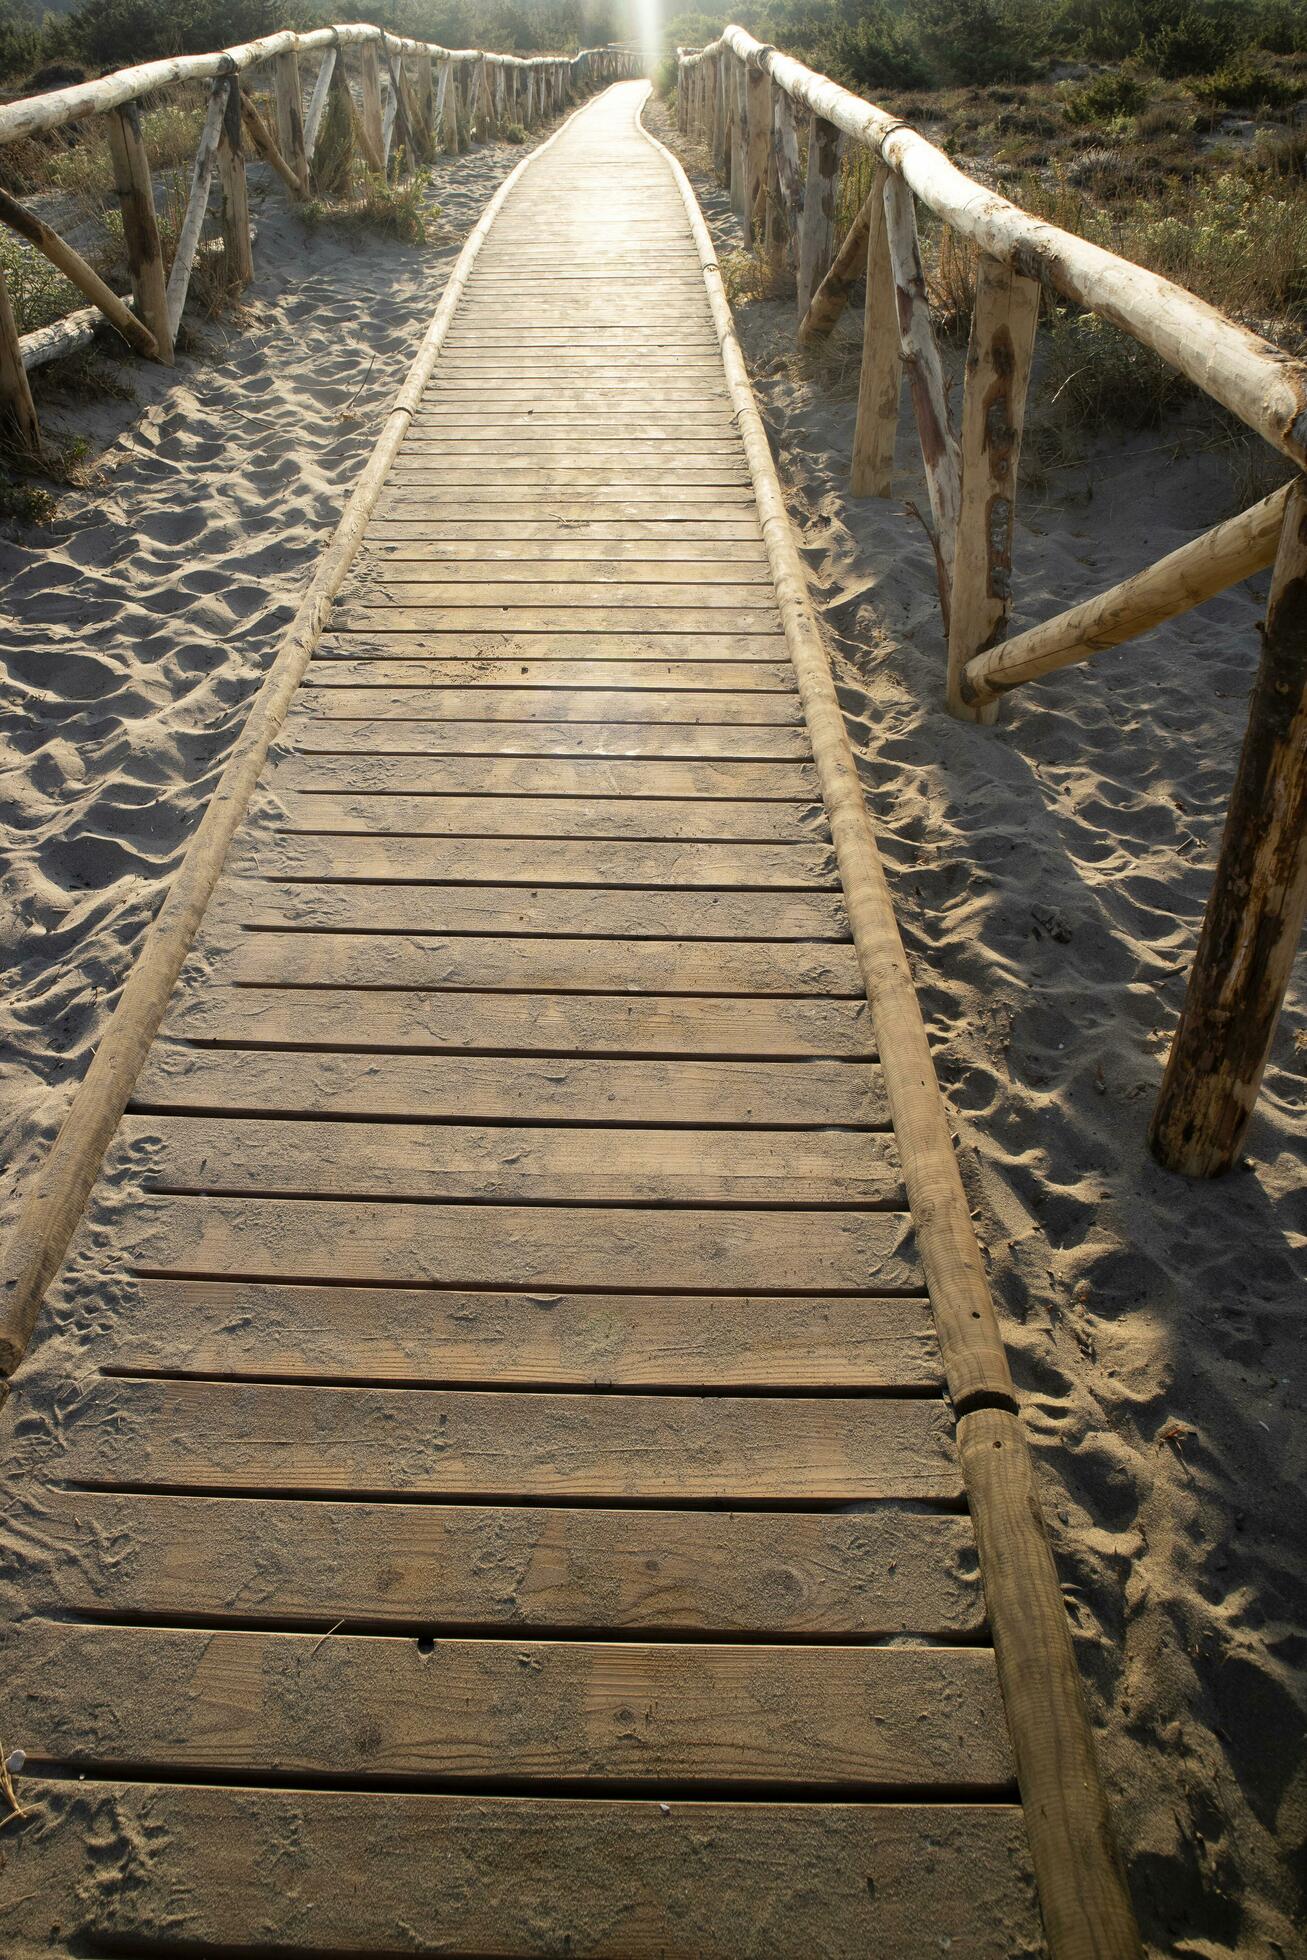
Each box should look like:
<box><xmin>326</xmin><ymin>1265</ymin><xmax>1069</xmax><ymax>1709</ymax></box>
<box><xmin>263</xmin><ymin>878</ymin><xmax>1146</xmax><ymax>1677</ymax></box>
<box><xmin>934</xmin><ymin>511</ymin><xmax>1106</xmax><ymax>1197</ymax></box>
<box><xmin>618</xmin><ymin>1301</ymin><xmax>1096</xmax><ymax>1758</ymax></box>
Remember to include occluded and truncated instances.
<box><xmin>264</xmin><ymin>790</ymin><xmax>823</xmax><ymax>840</ymax></box>
<box><xmin>55</xmin><ymin>1377</ymin><xmax>946</xmax><ymax>1500</ymax></box>
<box><xmin>213</xmin><ymin>882</ymin><xmax>850</xmax><ymax>939</ymax></box>
<box><xmin>318</xmin><ymin>633</ymin><xmax>788</xmax><ymax>661</ymax></box>
<box><xmin>305</xmin><ymin>659</ymin><xmax>796</xmax><ymax>690</ymax></box>
<box><xmin>368</xmin><ymin>518</ymin><xmax>765</xmax><ymax>540</ymax></box>
<box><xmin>122</xmin><ymin>1115</ymin><xmax>901</xmax><ymax>1207</ymax></box>
<box><xmin>89</xmin><ymin>1271</ymin><xmax>928</xmax><ymax>1384</ymax></box>
<box><xmin>354</xmin><ymin>581</ymin><xmax>771</xmax><ymax>608</ymax></box>
<box><xmin>291</xmin><ymin>685</ymin><xmax>802</xmax><ymax>723</ymax></box>
<box><xmin>280</xmin><ymin>718</ymin><xmax>808</xmax><ymax>758</ymax></box>
<box><xmin>30</xmin><ymin>1485</ymin><xmax>973</xmax><ymax>1628</ymax></box>
<box><xmin>211</xmin><ymin>929</ymin><xmax>864</xmax><ymax>996</ymax></box>
<box><xmin>132</xmin><ymin>1047</ymin><xmax>888</xmax><ymax>1128</ymax></box>
<box><xmin>0</xmin><ymin>1785</ymin><xmax>1040</xmax><ymax>1958</ymax></box>
<box><xmin>332</xmin><ymin>612</ymin><xmax>784</xmax><ymax>639</ymax></box>
<box><xmin>9</xmin><ymin>1625</ymin><xmax>1009</xmax><ymax>1788</ymax></box>
<box><xmin>162</xmin><ymin>990</ymin><xmax>868</xmax><ymax>1056</ymax></box>
<box><xmin>235</xmin><ymin>836</ymin><xmax>837</xmax><ymax>890</ymax></box>
<box><xmin>119</xmin><ymin>1193</ymin><xmax>916</xmax><ymax>1293</ymax></box>
<box><xmin>357</xmin><ymin>544</ymin><xmax>769</xmax><ymax>567</ymax></box>
<box><xmin>265</xmin><ymin>754</ymin><xmax>818</xmax><ymax>796</ymax></box>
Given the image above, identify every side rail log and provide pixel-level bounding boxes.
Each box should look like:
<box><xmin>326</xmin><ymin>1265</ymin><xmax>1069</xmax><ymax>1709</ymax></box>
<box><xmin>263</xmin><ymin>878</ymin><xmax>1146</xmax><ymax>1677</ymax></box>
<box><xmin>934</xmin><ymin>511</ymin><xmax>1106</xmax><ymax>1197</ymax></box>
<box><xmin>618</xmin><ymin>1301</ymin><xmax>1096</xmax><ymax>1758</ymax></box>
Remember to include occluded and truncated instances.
<box><xmin>0</xmin><ymin>26</ymin><xmax>640</xmax><ymax>452</ymax></box>
<box><xmin>677</xmin><ymin>27</ymin><xmax>1307</xmax><ymax>1172</ymax></box>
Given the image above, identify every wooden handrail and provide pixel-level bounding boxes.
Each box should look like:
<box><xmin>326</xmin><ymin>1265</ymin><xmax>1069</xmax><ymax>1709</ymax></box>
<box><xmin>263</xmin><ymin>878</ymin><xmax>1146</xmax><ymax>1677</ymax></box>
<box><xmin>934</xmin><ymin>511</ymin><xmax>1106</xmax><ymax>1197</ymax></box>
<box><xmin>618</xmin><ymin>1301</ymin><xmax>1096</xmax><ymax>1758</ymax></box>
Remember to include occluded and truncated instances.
<box><xmin>0</xmin><ymin>29</ymin><xmax>630</xmax><ymax>145</ymax></box>
<box><xmin>0</xmin><ymin>35</ymin><xmax>637</xmax><ymax>424</ymax></box>
<box><xmin>676</xmin><ymin>32</ymin><xmax>1307</xmax><ymax>1174</ymax></box>
<box><xmin>683</xmin><ymin>27</ymin><xmax>1307</xmax><ymax>471</ymax></box>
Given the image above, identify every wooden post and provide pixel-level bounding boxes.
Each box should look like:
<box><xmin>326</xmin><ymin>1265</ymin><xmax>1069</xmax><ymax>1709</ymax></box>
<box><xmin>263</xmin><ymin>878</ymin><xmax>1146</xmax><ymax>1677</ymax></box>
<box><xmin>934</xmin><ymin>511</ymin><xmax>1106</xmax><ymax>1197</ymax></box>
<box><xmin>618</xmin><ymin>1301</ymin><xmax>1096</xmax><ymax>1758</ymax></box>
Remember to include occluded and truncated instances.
<box><xmin>216</xmin><ymin>76</ymin><xmax>254</xmax><ymax>289</ymax></box>
<box><xmin>745</xmin><ymin>59</ymin><xmax>769</xmax><ymax>238</ymax></box>
<box><xmin>358</xmin><ymin>39</ymin><xmax>384</xmax><ymax>166</ymax></box>
<box><xmin>730</xmin><ymin>57</ymin><xmax>748</xmax><ymax>226</ymax></box>
<box><xmin>437</xmin><ymin>59</ymin><xmax>457</xmax><ymax>153</ymax></box>
<box><xmin>0</xmin><ymin>262</ymin><xmax>39</xmax><ymax>453</ymax></box>
<box><xmin>303</xmin><ymin>45</ymin><xmax>337</xmax><ymax>165</ymax></box>
<box><xmin>1149</xmin><ymin>479</ymin><xmax>1307</xmax><ymax>1176</ymax></box>
<box><xmin>772</xmin><ymin>84</ymin><xmax>801</xmax><ymax>264</ymax></box>
<box><xmin>796</xmin><ymin>112</ymin><xmax>840</xmax><ymax>320</ymax></box>
<box><xmin>415</xmin><ymin>48</ymin><xmax>434</xmax><ymax>150</ymax></box>
<box><xmin>947</xmin><ymin>254</ymin><xmax>1039</xmax><ymax>720</ymax></box>
<box><xmin>106</xmin><ymin>100</ymin><xmax>172</xmax><ymax>364</ymax></box>
<box><xmin>850</xmin><ymin>168</ymin><xmax>902</xmax><ymax>501</ymax></box>
<box><xmin>165</xmin><ymin>77</ymin><xmax>227</xmax><ymax>338</ymax></box>
<box><xmin>273</xmin><ymin>48</ymin><xmax>308</xmax><ymax>191</ymax></box>
<box><xmin>881</xmin><ymin>169</ymin><xmax>961</xmax><ymax>624</ymax></box>
<box><xmin>711</xmin><ymin>56</ymin><xmax>728</xmax><ymax>181</ymax></box>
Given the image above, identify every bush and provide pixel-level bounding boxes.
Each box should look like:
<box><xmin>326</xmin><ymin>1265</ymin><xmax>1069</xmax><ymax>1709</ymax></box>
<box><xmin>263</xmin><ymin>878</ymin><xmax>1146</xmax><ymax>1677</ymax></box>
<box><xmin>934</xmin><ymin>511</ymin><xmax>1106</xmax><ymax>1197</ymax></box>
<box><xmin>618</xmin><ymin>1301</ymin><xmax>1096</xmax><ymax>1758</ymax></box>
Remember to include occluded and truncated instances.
<box><xmin>1190</xmin><ymin>53</ymin><xmax>1301</xmax><ymax>109</ymax></box>
<box><xmin>913</xmin><ymin>0</ymin><xmax>1041</xmax><ymax>84</ymax></box>
<box><xmin>1060</xmin><ymin>66</ymin><xmax>1153</xmax><ymax>124</ymax></box>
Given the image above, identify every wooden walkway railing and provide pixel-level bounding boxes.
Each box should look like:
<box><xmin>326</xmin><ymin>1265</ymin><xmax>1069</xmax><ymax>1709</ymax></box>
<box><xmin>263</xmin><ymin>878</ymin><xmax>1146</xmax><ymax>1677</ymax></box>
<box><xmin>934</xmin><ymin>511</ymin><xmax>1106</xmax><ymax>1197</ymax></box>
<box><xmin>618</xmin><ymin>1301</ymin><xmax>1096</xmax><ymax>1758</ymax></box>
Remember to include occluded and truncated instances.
<box><xmin>0</xmin><ymin>23</ymin><xmax>637</xmax><ymax>434</ymax></box>
<box><xmin>678</xmin><ymin>28</ymin><xmax>1307</xmax><ymax>1180</ymax></box>
<box><xmin>0</xmin><ymin>78</ymin><xmax>1140</xmax><ymax>1959</ymax></box>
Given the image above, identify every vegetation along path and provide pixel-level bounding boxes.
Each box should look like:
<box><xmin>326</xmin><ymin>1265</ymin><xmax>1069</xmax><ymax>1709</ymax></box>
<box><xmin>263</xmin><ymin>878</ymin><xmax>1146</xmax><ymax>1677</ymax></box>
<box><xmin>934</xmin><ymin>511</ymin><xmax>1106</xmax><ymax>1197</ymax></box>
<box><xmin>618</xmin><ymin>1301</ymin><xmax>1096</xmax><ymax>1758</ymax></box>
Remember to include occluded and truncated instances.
<box><xmin>0</xmin><ymin>81</ymin><xmax>1139</xmax><ymax>1956</ymax></box>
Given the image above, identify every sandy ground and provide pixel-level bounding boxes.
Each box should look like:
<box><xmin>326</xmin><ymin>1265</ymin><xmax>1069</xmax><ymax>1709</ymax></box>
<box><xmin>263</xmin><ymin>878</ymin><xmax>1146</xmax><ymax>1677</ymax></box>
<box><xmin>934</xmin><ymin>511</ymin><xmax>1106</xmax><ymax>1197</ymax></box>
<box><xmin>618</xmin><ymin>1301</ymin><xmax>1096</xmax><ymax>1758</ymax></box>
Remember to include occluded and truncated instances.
<box><xmin>0</xmin><ymin>130</ymin><xmax>552</xmax><ymax>1240</ymax></box>
<box><xmin>647</xmin><ymin>98</ymin><xmax>1307</xmax><ymax>1960</ymax></box>
<box><xmin>0</xmin><ymin>76</ymin><xmax>1302</xmax><ymax>1959</ymax></box>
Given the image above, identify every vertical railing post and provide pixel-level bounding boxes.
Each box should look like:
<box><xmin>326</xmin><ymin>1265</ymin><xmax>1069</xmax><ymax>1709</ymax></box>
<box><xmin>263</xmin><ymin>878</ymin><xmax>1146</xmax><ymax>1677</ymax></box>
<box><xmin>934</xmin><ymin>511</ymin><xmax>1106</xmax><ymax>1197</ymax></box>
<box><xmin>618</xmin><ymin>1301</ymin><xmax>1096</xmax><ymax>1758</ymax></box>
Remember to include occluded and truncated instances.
<box><xmin>216</xmin><ymin>76</ymin><xmax>254</xmax><ymax>289</ymax></box>
<box><xmin>947</xmin><ymin>254</ymin><xmax>1040</xmax><ymax>720</ymax></box>
<box><xmin>796</xmin><ymin>112</ymin><xmax>840</xmax><ymax>319</ymax></box>
<box><xmin>712</xmin><ymin>55</ymin><xmax>728</xmax><ymax>182</ymax></box>
<box><xmin>745</xmin><ymin>56</ymin><xmax>769</xmax><ymax>240</ymax></box>
<box><xmin>273</xmin><ymin>48</ymin><xmax>308</xmax><ymax>192</ymax></box>
<box><xmin>0</xmin><ymin>263</ymin><xmax>39</xmax><ymax>453</ymax></box>
<box><xmin>359</xmin><ymin>38</ymin><xmax>384</xmax><ymax>165</ymax></box>
<box><xmin>849</xmin><ymin>164</ymin><xmax>901</xmax><ymax>498</ymax></box>
<box><xmin>107</xmin><ymin>100</ymin><xmax>173</xmax><ymax>363</ymax></box>
<box><xmin>730</xmin><ymin>55</ymin><xmax>748</xmax><ymax>225</ymax></box>
<box><xmin>881</xmin><ymin>170</ymin><xmax>962</xmax><ymax>623</ymax></box>
<box><xmin>1149</xmin><ymin>479</ymin><xmax>1307</xmax><ymax>1175</ymax></box>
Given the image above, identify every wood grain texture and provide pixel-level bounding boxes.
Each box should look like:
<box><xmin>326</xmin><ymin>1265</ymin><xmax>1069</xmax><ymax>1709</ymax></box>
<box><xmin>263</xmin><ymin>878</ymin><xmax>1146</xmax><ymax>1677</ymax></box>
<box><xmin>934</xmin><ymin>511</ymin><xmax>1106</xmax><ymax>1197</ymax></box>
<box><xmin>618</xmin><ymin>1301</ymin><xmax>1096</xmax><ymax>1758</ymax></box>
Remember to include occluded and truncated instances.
<box><xmin>55</xmin><ymin>1377</ymin><xmax>951</xmax><ymax>1499</ymax></box>
<box><xmin>0</xmin><ymin>1784</ymin><xmax>1040</xmax><ymax>1960</ymax></box>
<box><xmin>119</xmin><ymin>1191</ymin><xmax>916</xmax><ymax>1291</ymax></box>
<box><xmin>209</xmin><ymin>927</ymin><xmax>864</xmax><ymax>994</ymax></box>
<box><xmin>86</xmin><ymin>1274</ymin><xmax>929</xmax><ymax>1384</ymax></box>
<box><xmin>32</xmin><ymin>1487</ymin><xmax>972</xmax><ymax>1630</ymax></box>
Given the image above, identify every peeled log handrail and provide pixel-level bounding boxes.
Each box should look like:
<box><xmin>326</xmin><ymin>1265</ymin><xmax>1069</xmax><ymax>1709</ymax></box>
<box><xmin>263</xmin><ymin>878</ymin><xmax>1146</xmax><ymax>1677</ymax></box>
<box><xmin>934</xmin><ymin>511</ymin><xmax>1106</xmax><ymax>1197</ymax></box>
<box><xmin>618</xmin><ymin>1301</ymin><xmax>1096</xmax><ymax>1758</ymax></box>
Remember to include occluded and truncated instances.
<box><xmin>962</xmin><ymin>484</ymin><xmax>1292</xmax><ymax>705</ymax></box>
<box><xmin>0</xmin><ymin>27</ymin><xmax>622</xmax><ymax>146</ymax></box>
<box><xmin>683</xmin><ymin>26</ymin><xmax>1307</xmax><ymax>471</ymax></box>
<box><xmin>2</xmin><ymin>36</ymin><xmax>635</xmax><ymax>392</ymax></box>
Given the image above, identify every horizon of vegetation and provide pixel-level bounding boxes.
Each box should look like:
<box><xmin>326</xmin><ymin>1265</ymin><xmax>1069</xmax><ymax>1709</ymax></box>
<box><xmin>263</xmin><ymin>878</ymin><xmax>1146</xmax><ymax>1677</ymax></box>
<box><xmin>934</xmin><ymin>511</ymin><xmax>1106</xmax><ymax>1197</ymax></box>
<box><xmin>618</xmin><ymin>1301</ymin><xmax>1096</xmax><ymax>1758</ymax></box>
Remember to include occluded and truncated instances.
<box><xmin>0</xmin><ymin>0</ymin><xmax>1304</xmax><ymax>90</ymax></box>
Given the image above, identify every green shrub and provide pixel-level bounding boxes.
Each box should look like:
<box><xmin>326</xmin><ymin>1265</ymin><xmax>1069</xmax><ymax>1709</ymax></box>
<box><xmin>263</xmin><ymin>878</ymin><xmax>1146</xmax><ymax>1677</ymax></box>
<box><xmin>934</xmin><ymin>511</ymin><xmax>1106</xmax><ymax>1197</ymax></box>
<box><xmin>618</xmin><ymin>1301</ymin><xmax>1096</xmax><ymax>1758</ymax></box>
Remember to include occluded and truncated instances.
<box><xmin>0</xmin><ymin>231</ymin><xmax>82</xmax><ymax>334</ymax></box>
<box><xmin>1060</xmin><ymin>66</ymin><xmax>1153</xmax><ymax>124</ymax></box>
<box><xmin>1190</xmin><ymin>53</ymin><xmax>1300</xmax><ymax>109</ymax></box>
<box><xmin>501</xmin><ymin>120</ymin><xmax>529</xmax><ymax>143</ymax></box>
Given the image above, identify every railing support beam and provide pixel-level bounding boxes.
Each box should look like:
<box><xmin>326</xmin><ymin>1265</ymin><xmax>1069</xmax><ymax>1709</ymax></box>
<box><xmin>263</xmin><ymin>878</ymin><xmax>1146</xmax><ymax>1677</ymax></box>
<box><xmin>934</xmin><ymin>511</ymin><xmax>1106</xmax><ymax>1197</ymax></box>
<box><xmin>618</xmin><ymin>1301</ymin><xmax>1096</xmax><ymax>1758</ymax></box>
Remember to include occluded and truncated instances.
<box><xmin>1150</xmin><ymin>479</ymin><xmax>1307</xmax><ymax>1175</ymax></box>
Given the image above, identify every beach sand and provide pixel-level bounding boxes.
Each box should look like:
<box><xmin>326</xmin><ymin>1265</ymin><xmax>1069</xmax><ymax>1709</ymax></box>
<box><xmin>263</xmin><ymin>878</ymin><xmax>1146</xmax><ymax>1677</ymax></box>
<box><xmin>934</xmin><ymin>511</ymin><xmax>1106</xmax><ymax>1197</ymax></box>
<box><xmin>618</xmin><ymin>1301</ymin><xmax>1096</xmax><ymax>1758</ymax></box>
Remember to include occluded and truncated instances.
<box><xmin>648</xmin><ymin>98</ymin><xmax>1306</xmax><ymax>1960</ymax></box>
<box><xmin>0</xmin><ymin>132</ymin><xmax>548</xmax><ymax>1239</ymax></box>
<box><xmin>0</xmin><ymin>86</ymin><xmax>1302</xmax><ymax>1958</ymax></box>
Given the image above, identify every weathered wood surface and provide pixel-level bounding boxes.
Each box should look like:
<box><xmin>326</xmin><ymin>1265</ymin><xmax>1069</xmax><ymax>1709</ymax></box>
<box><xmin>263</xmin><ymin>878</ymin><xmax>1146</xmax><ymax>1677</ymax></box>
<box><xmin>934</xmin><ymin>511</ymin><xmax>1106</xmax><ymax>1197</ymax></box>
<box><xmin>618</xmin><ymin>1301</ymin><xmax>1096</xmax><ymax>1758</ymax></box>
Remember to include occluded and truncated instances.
<box><xmin>0</xmin><ymin>82</ymin><xmax>1098</xmax><ymax>1959</ymax></box>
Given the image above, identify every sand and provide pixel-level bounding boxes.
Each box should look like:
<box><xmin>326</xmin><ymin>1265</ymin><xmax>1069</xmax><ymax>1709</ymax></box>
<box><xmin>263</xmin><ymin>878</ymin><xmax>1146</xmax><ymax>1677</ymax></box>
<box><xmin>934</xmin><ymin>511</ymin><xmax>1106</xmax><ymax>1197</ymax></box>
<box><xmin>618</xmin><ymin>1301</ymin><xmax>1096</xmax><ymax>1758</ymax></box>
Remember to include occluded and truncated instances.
<box><xmin>0</xmin><ymin>135</ymin><xmax>548</xmax><ymax>1241</ymax></box>
<box><xmin>647</xmin><ymin>99</ymin><xmax>1306</xmax><ymax>1960</ymax></box>
<box><xmin>0</xmin><ymin>87</ymin><xmax>1302</xmax><ymax>1958</ymax></box>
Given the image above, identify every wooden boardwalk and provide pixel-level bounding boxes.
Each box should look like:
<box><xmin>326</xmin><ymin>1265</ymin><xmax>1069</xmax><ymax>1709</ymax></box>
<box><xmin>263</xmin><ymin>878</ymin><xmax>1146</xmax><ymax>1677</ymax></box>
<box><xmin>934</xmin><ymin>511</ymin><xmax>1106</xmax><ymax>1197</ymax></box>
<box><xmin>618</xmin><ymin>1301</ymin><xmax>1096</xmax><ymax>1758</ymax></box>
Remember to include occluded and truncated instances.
<box><xmin>0</xmin><ymin>85</ymin><xmax>1130</xmax><ymax>1957</ymax></box>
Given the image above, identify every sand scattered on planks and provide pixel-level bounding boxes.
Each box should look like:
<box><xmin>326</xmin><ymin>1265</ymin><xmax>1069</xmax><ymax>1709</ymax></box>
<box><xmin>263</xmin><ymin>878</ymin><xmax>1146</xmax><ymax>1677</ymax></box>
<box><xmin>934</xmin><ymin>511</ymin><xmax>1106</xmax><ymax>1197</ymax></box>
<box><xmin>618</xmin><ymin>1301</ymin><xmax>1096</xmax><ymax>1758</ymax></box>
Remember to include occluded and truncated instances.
<box><xmin>0</xmin><ymin>134</ymin><xmax>548</xmax><ymax>1240</ymax></box>
<box><xmin>645</xmin><ymin>98</ymin><xmax>1306</xmax><ymax>1960</ymax></box>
